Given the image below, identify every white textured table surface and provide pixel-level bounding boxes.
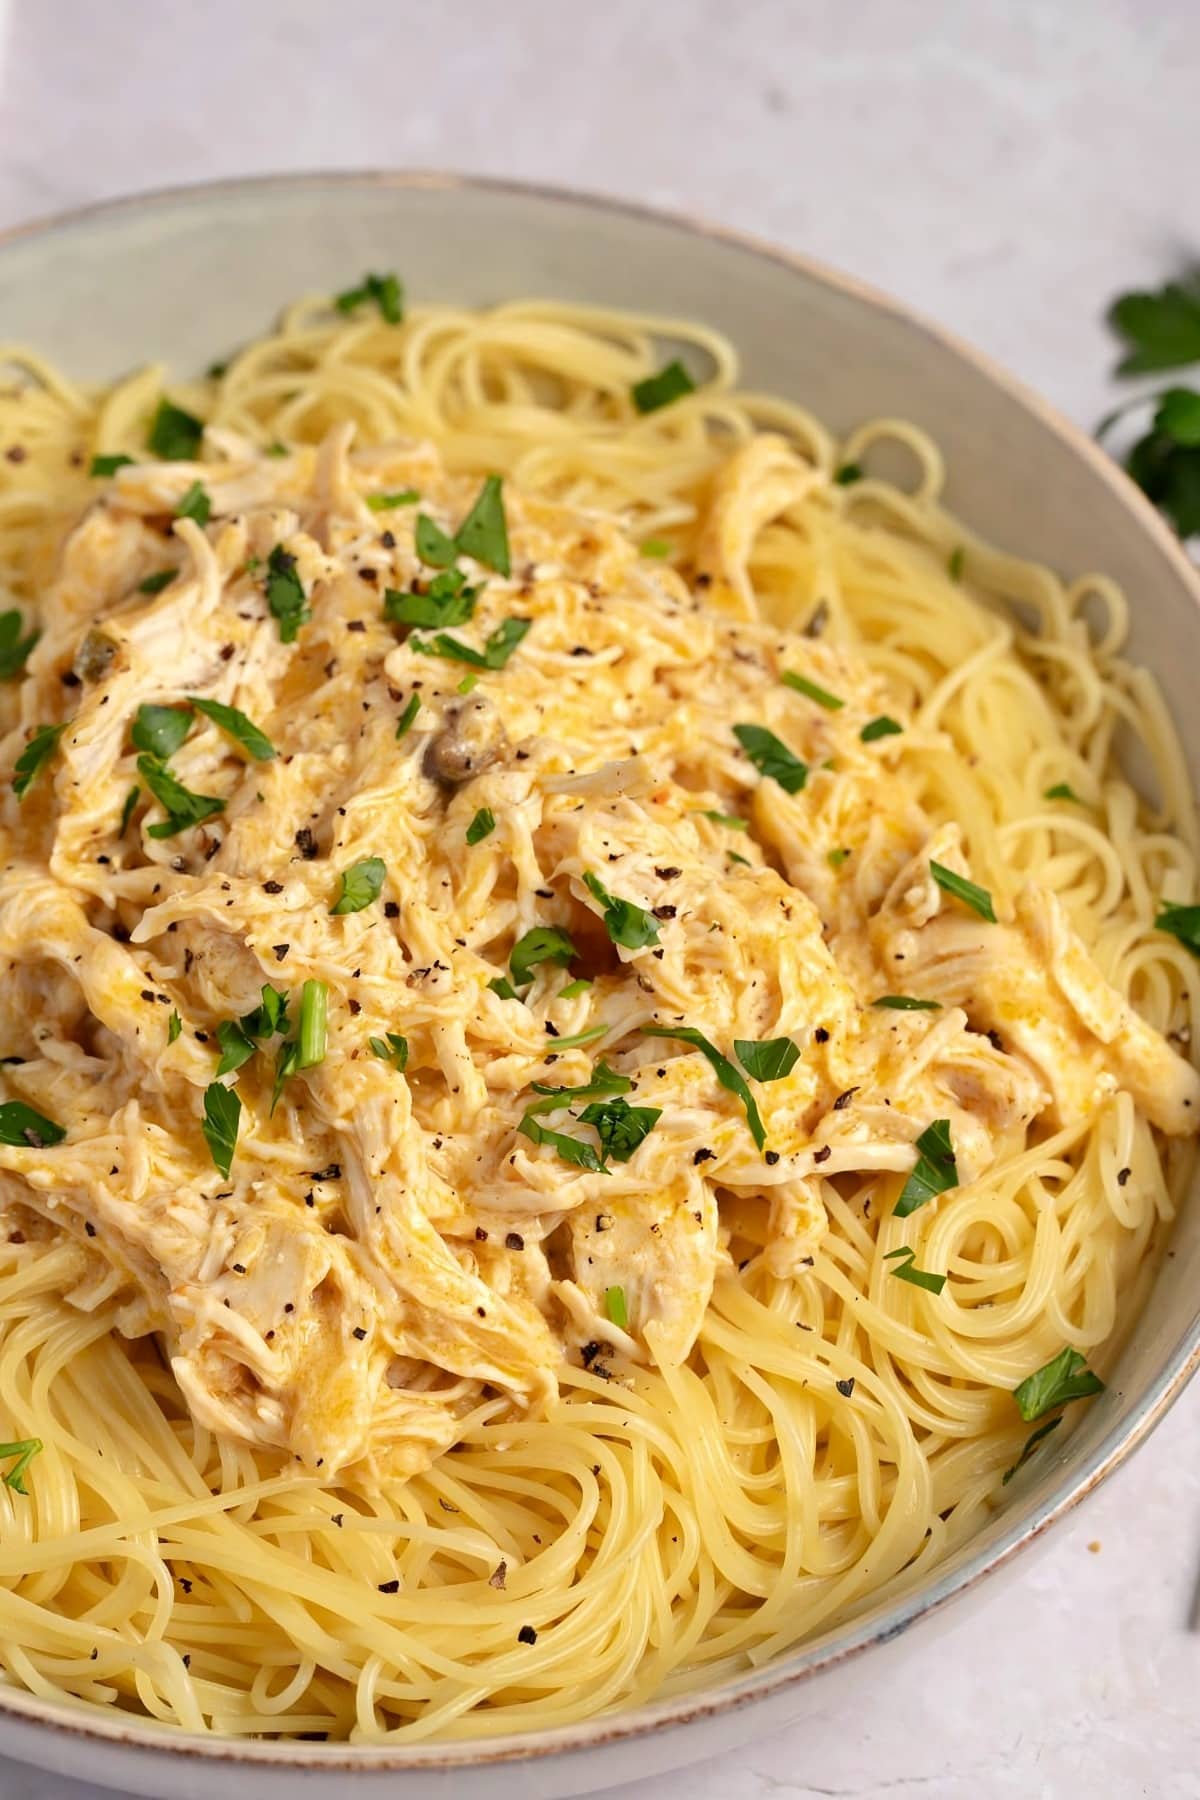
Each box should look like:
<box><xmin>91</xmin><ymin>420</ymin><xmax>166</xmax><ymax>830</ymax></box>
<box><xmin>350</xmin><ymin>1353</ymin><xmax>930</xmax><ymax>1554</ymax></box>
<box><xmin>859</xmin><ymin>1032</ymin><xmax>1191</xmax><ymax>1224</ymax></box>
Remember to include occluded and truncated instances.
<box><xmin>0</xmin><ymin>3</ymin><xmax>1198</xmax><ymax>1796</ymax></box>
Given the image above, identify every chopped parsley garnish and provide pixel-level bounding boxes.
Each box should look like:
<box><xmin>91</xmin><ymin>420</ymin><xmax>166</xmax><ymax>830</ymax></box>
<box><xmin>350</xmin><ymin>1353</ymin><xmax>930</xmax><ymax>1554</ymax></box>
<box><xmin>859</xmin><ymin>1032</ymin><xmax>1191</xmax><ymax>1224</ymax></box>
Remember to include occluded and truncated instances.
<box><xmin>1044</xmin><ymin>782</ymin><xmax>1080</xmax><ymax>802</ymax></box>
<box><xmin>632</xmin><ymin>359</ymin><xmax>695</xmax><ymax>414</ymax></box>
<box><xmin>579</xmin><ymin>1096</ymin><xmax>662</xmax><ymax>1163</ymax></box>
<box><xmin>457</xmin><ymin>674</ymin><xmax>479</xmax><ymax>696</ymax></box>
<box><xmin>295</xmin><ymin>980</ymin><xmax>328</xmax><ymax>1070</ymax></box>
<box><xmin>734</xmin><ymin>1037</ymin><xmax>801</xmax><ymax>1081</ymax></box>
<box><xmin>137</xmin><ymin>754</ymin><xmax>225</xmax><ymax>838</ymax></box>
<box><xmin>0</xmin><ymin>610</ymin><xmax>38</xmax><ymax>681</ymax></box>
<box><xmin>1012</xmin><ymin>1347</ymin><xmax>1105</xmax><ymax>1422</ymax></box>
<box><xmin>948</xmin><ymin>546</ymin><xmax>965</xmax><ymax>581</ymax></box>
<box><xmin>335</xmin><ymin>271</ymin><xmax>404</xmax><ymax>324</ymax></box>
<box><xmin>174</xmin><ymin>480</ymin><xmax>211</xmax><ymax>526</ymax></box>
<box><xmin>0</xmin><ymin>1101</ymin><xmax>66</xmax><ymax>1147</ymax></box>
<box><xmin>148</xmin><ymin>399</ymin><xmax>204</xmax><ymax>460</ymax></box>
<box><xmin>369</xmin><ymin>1031</ymin><xmax>409</xmax><ymax>1071</ymax></box>
<box><xmin>527</xmin><ymin>1064</ymin><xmax>631</xmax><ymax>1113</ymax></box>
<box><xmin>639</xmin><ymin>537</ymin><xmax>672</xmax><ymax>558</ymax></box>
<box><xmin>604</xmin><ymin>1285</ymin><xmax>629</xmax><ymax>1329</ymax></box>
<box><xmin>201</xmin><ymin>1081</ymin><xmax>240</xmax><ymax>1178</ymax></box>
<box><xmin>518</xmin><ymin>1113</ymin><xmax>605</xmax><ymax>1171</ymax></box>
<box><xmin>642</xmin><ymin>1024</ymin><xmax>766</xmax><ymax>1151</ymax></box>
<box><xmin>241</xmin><ymin>984</ymin><xmax>288</xmax><ymax>1039</ymax></box>
<box><xmin>264</xmin><ymin>545</ymin><xmax>310</xmax><ymax>643</ymax></box>
<box><xmin>1108</xmin><ymin>278</ymin><xmax>1200</xmax><ymax>374</ymax></box>
<box><xmin>131</xmin><ymin>703</ymin><xmax>192</xmax><ymax>759</ymax></box>
<box><xmin>13</xmin><ymin>723</ymin><xmax>65</xmax><ymax>799</ymax></box>
<box><xmin>1001</xmin><ymin>1415</ymin><xmax>1063</xmax><ymax>1486</ymax></box>
<box><xmin>119</xmin><ymin>786</ymin><xmax>140</xmax><ymax>834</ymax></box>
<box><xmin>409</xmin><ymin>616</ymin><xmax>531</xmax><ymax>671</ymax></box>
<box><xmin>455</xmin><ymin>475</ymin><xmax>511</xmax><ymax>577</ymax></box>
<box><xmin>827</xmin><ymin>848</ymin><xmax>851</xmax><ymax>869</ymax></box>
<box><xmin>215</xmin><ymin>1018</ymin><xmax>257</xmax><ymax>1077</ymax></box>
<box><xmin>190</xmin><ymin>696</ymin><xmax>275</xmax><ymax>761</ymax></box>
<box><xmin>510</xmin><ymin>924</ymin><xmax>577</xmax><ymax>989</ymax></box>
<box><xmin>930</xmin><ymin>860</ymin><xmax>996</xmax><ymax>923</ymax></box>
<box><xmin>90</xmin><ymin>453</ymin><xmax>135</xmax><ymax>476</ymax></box>
<box><xmin>1154</xmin><ymin>900</ymin><xmax>1200</xmax><ymax>959</ymax></box>
<box><xmin>366</xmin><ymin>489</ymin><xmax>419</xmax><ymax>511</ymax></box>
<box><xmin>271</xmin><ymin>1043</ymin><xmax>299</xmax><ymax>1115</ymax></box>
<box><xmin>699</xmin><ymin>810</ymin><xmax>749</xmax><ymax>830</ymax></box>
<box><xmin>860</xmin><ymin>716</ymin><xmax>903</xmax><ymax>742</ymax></box>
<box><xmin>781</xmin><ymin>670</ymin><xmax>843</xmax><ymax>710</ymax></box>
<box><xmin>168</xmin><ymin>1010</ymin><xmax>182</xmax><ymax>1044</ymax></box>
<box><xmin>415</xmin><ymin>513</ymin><xmax>459</xmax><ymax>568</ymax></box>
<box><xmin>137</xmin><ymin>569</ymin><xmax>176</xmax><ymax>595</ymax></box>
<box><xmin>0</xmin><ymin>1438</ymin><xmax>42</xmax><ymax>1495</ymax></box>
<box><xmin>894</xmin><ymin>1119</ymin><xmax>958</xmax><ymax>1217</ymax></box>
<box><xmin>385</xmin><ymin>568</ymin><xmax>478</xmax><ymax>629</ymax></box>
<box><xmin>488</xmin><ymin>975</ymin><xmax>520</xmax><ymax>1001</ymax></box>
<box><xmin>551</xmin><ymin>1024</ymin><xmax>609</xmax><ymax>1048</ymax></box>
<box><xmin>331</xmin><ymin>857</ymin><xmax>386</xmax><ymax>915</ymax></box>
<box><xmin>466</xmin><ymin>807</ymin><xmax>495</xmax><ymax>845</ymax></box>
<box><xmin>883</xmin><ymin>1245</ymin><xmax>946</xmax><ymax>1294</ymax></box>
<box><xmin>872</xmin><ymin>994</ymin><xmax>942</xmax><ymax>1011</ymax></box>
<box><xmin>559</xmin><ymin>977</ymin><xmax>593</xmax><ymax>999</ymax></box>
<box><xmin>833</xmin><ymin>462</ymin><xmax>863</xmax><ymax>485</ymax></box>
<box><xmin>395</xmin><ymin>694</ymin><xmax>421</xmax><ymax>739</ymax></box>
<box><xmin>733</xmin><ymin>723</ymin><xmax>808</xmax><ymax>794</ymax></box>
<box><xmin>583</xmin><ymin>871</ymin><xmax>660</xmax><ymax>950</ymax></box>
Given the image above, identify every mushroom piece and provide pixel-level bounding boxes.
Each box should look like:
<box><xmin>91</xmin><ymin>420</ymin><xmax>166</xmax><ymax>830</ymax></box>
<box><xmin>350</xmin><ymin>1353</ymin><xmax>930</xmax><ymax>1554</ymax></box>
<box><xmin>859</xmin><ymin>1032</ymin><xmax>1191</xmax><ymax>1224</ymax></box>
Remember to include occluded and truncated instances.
<box><xmin>422</xmin><ymin>696</ymin><xmax>509</xmax><ymax>786</ymax></box>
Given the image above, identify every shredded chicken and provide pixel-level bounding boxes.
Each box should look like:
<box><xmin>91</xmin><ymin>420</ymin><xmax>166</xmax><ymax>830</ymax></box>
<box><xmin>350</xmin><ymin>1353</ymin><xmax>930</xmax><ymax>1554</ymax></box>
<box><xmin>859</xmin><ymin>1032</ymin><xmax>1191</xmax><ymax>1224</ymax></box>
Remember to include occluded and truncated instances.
<box><xmin>0</xmin><ymin>432</ymin><xmax>1193</xmax><ymax>1480</ymax></box>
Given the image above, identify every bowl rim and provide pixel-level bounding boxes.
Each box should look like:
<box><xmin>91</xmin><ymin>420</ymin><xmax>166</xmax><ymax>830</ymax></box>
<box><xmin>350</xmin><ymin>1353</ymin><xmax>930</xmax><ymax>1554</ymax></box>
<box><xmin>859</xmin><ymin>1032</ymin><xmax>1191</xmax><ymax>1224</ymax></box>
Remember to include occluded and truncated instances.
<box><xmin>0</xmin><ymin>165</ymin><xmax>1198</xmax><ymax>1777</ymax></box>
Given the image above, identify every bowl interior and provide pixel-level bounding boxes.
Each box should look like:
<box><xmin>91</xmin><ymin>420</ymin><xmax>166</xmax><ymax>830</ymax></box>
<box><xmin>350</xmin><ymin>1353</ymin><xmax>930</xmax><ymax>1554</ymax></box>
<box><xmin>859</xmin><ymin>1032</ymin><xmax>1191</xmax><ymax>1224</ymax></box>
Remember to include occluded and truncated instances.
<box><xmin>0</xmin><ymin>173</ymin><xmax>1198</xmax><ymax>1788</ymax></box>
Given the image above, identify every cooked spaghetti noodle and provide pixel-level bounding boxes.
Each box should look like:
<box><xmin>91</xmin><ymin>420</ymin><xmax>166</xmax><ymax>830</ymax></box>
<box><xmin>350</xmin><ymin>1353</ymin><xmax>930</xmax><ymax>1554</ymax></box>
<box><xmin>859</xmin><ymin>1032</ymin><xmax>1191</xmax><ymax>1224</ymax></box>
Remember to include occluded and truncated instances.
<box><xmin>0</xmin><ymin>292</ymin><xmax>1194</xmax><ymax>1741</ymax></box>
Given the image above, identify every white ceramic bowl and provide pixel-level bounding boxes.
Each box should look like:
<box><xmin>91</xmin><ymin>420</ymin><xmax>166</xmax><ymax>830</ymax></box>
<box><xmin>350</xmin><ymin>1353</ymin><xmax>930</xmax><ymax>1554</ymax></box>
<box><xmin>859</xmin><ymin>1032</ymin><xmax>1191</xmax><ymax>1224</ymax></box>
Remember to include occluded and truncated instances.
<box><xmin>1</xmin><ymin>173</ymin><xmax>1198</xmax><ymax>1800</ymax></box>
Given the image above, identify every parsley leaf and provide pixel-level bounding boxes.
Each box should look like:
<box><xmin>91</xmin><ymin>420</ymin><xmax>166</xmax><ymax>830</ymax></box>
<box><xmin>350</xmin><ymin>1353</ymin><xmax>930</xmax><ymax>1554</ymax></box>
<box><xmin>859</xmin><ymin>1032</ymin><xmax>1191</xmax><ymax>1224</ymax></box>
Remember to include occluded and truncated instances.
<box><xmin>578</xmin><ymin>1097</ymin><xmax>662</xmax><ymax>1164</ymax></box>
<box><xmin>466</xmin><ymin>806</ymin><xmax>495</xmax><ymax>845</ymax></box>
<box><xmin>148</xmin><ymin>400</ymin><xmax>204</xmax><ymax>460</ymax></box>
<box><xmin>632</xmin><ymin>359</ymin><xmax>695</xmax><ymax>413</ymax></box>
<box><xmin>527</xmin><ymin>1063</ymin><xmax>631</xmax><ymax>1113</ymax></box>
<box><xmin>415</xmin><ymin>513</ymin><xmax>460</xmax><ymax>568</ymax></box>
<box><xmin>90</xmin><ymin>453</ymin><xmax>135</xmax><ymax>476</ymax></box>
<box><xmin>883</xmin><ymin>1245</ymin><xmax>946</xmax><ymax>1294</ymax></box>
<box><xmin>215</xmin><ymin>1018</ymin><xmax>257</xmax><ymax>1077</ymax></box>
<box><xmin>119</xmin><ymin>786</ymin><xmax>140</xmax><ymax>834</ymax></box>
<box><xmin>241</xmin><ymin>984</ymin><xmax>288</xmax><ymax>1039</ymax></box>
<box><xmin>642</xmin><ymin>1023</ymin><xmax>767</xmax><ymax>1151</ymax></box>
<box><xmin>640</xmin><ymin>537</ymin><xmax>672</xmax><ymax>558</ymax></box>
<box><xmin>930</xmin><ymin>860</ymin><xmax>996</xmax><ymax>923</ymax></box>
<box><xmin>1156</xmin><ymin>386</ymin><xmax>1200</xmax><ymax>443</ymax></box>
<box><xmin>1156</xmin><ymin>899</ymin><xmax>1200</xmax><ymax>958</ymax></box>
<box><xmin>175</xmin><ymin>480</ymin><xmax>211</xmax><ymax>526</ymax></box>
<box><xmin>698</xmin><ymin>810</ymin><xmax>749</xmax><ymax>830</ymax></box>
<box><xmin>455</xmin><ymin>475</ymin><xmax>511</xmax><ymax>577</ymax></box>
<box><xmin>833</xmin><ymin>462</ymin><xmax>863</xmax><ymax>485</ymax></box>
<box><xmin>331</xmin><ymin>857</ymin><xmax>386</xmax><ymax>915</ymax></box>
<box><xmin>1044</xmin><ymin>782</ymin><xmax>1080</xmax><ymax>802</ymax></box>
<box><xmin>264</xmin><ymin>545</ymin><xmax>310</xmax><ymax>643</ymax></box>
<box><xmin>385</xmin><ymin>568</ymin><xmax>478</xmax><ymax>629</ymax></box>
<box><xmin>583</xmin><ymin>871</ymin><xmax>660</xmax><ymax>950</ymax></box>
<box><xmin>733</xmin><ymin>723</ymin><xmax>808</xmax><ymax>794</ymax></box>
<box><xmin>781</xmin><ymin>670</ymin><xmax>843</xmax><ymax>710</ymax></box>
<box><xmin>1124</xmin><ymin>412</ymin><xmax>1200</xmax><ymax>538</ymax></box>
<box><xmin>872</xmin><ymin>994</ymin><xmax>942</xmax><ymax>1012</ymax></box>
<box><xmin>167</xmin><ymin>1009</ymin><xmax>182</xmax><ymax>1044</ymax></box>
<box><xmin>894</xmin><ymin>1119</ymin><xmax>958</xmax><ymax>1218</ymax></box>
<box><xmin>0</xmin><ymin>1101</ymin><xmax>66</xmax><ymax>1147</ymax></box>
<box><xmin>137</xmin><ymin>754</ymin><xmax>225</xmax><ymax>838</ymax></box>
<box><xmin>827</xmin><ymin>847</ymin><xmax>851</xmax><ymax>869</ymax></box>
<box><xmin>861</xmin><ymin>716</ymin><xmax>903</xmax><ymax>742</ymax></box>
<box><xmin>0</xmin><ymin>1437</ymin><xmax>42</xmax><ymax>1495</ymax></box>
<box><xmin>335</xmin><ymin>271</ymin><xmax>404</xmax><ymax>324</ymax></box>
<box><xmin>366</xmin><ymin>489</ymin><xmax>419</xmax><ymax>511</ymax></box>
<box><xmin>1012</xmin><ymin>1347</ymin><xmax>1105</xmax><ymax>1422</ymax></box>
<box><xmin>488</xmin><ymin>975</ymin><xmax>519</xmax><ymax>1000</ymax></box>
<box><xmin>1109</xmin><ymin>279</ymin><xmax>1200</xmax><ymax>375</ymax></box>
<box><xmin>369</xmin><ymin>1031</ymin><xmax>409</xmax><ymax>1071</ymax></box>
<box><xmin>131</xmin><ymin>703</ymin><xmax>192</xmax><ymax>759</ymax></box>
<box><xmin>559</xmin><ymin>977</ymin><xmax>592</xmax><ymax>999</ymax></box>
<box><xmin>518</xmin><ymin>1112</ymin><xmax>605</xmax><ymax>1172</ymax></box>
<box><xmin>550</xmin><ymin>1024</ymin><xmax>609</xmax><ymax>1048</ymax></box>
<box><xmin>511</xmin><ymin>925</ymin><xmax>577</xmax><ymax>988</ymax></box>
<box><xmin>395</xmin><ymin>694</ymin><xmax>421</xmax><ymax>739</ymax></box>
<box><xmin>1001</xmin><ymin>1415</ymin><xmax>1063</xmax><ymax>1486</ymax></box>
<box><xmin>734</xmin><ymin>1037</ymin><xmax>801</xmax><ymax>1081</ymax></box>
<box><xmin>137</xmin><ymin>569</ymin><xmax>176</xmax><ymax>596</ymax></box>
<box><xmin>604</xmin><ymin>1285</ymin><xmax>629</xmax><ymax>1329</ymax></box>
<box><xmin>190</xmin><ymin>696</ymin><xmax>275</xmax><ymax>761</ymax></box>
<box><xmin>0</xmin><ymin>611</ymin><xmax>38</xmax><ymax>680</ymax></box>
<box><xmin>409</xmin><ymin>616</ymin><xmax>531</xmax><ymax>671</ymax></box>
<box><xmin>948</xmin><ymin>546</ymin><xmax>965</xmax><ymax>581</ymax></box>
<box><xmin>13</xmin><ymin>723</ymin><xmax>65</xmax><ymax>799</ymax></box>
<box><xmin>201</xmin><ymin>1081</ymin><xmax>241</xmax><ymax>1178</ymax></box>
